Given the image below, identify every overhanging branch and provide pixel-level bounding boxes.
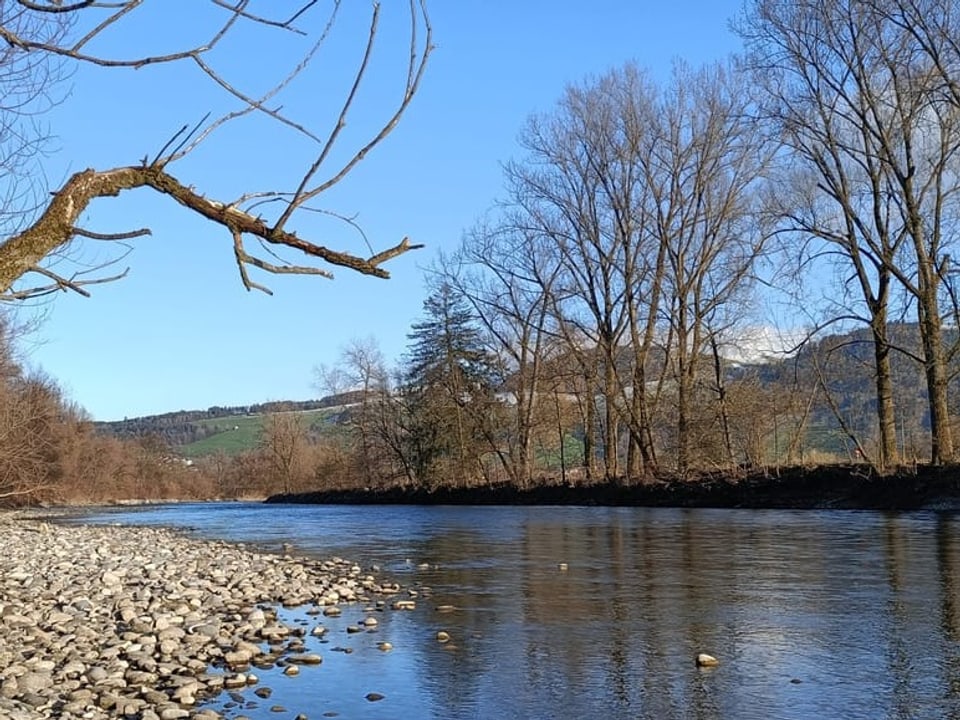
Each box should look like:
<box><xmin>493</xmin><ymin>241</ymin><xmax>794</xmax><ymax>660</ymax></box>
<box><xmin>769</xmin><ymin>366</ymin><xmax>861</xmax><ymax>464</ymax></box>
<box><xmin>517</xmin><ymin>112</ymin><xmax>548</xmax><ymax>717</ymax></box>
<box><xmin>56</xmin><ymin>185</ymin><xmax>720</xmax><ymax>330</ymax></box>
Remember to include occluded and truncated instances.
<box><xmin>0</xmin><ymin>1</ymin><xmax>432</xmax><ymax>298</ymax></box>
<box><xmin>0</xmin><ymin>164</ymin><xmax>421</xmax><ymax>296</ymax></box>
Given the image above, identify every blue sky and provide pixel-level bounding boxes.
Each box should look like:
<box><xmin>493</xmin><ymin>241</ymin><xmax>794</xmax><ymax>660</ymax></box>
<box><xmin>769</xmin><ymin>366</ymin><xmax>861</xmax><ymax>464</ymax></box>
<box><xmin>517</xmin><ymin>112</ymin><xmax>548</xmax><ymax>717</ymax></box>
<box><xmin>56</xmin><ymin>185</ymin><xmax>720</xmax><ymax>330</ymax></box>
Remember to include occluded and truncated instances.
<box><xmin>18</xmin><ymin>1</ymin><xmax>744</xmax><ymax>421</ymax></box>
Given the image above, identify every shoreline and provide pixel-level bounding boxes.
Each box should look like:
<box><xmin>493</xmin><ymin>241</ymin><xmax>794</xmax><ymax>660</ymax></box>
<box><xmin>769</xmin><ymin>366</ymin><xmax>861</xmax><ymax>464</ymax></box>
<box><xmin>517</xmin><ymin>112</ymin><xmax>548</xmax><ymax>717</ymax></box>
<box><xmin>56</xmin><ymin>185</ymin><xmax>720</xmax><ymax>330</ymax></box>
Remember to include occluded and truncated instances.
<box><xmin>266</xmin><ymin>463</ymin><xmax>960</xmax><ymax>511</ymax></box>
<box><xmin>0</xmin><ymin>513</ymin><xmax>404</xmax><ymax>720</ymax></box>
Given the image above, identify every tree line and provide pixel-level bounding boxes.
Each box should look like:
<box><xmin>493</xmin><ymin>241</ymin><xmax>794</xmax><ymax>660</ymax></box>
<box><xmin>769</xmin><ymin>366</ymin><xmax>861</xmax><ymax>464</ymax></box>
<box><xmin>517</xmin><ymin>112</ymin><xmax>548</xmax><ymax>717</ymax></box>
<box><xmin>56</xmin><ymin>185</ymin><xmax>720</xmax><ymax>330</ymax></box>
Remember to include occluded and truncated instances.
<box><xmin>2</xmin><ymin>311</ymin><xmax>945</xmax><ymax>507</ymax></box>
<box><xmin>95</xmin><ymin>396</ymin><xmax>356</xmax><ymax>448</ymax></box>
<box><xmin>298</xmin><ymin>0</ymin><xmax>960</xmax><ymax>488</ymax></box>
<box><xmin>295</xmin><ymin>311</ymin><xmax>954</xmax><ymax>494</ymax></box>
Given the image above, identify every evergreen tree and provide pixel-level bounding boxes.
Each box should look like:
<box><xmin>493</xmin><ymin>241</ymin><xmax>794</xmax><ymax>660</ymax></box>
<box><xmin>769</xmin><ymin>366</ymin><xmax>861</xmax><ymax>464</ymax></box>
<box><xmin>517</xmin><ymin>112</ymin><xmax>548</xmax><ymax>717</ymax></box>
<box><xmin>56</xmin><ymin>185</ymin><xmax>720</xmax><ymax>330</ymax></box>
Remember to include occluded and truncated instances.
<box><xmin>401</xmin><ymin>283</ymin><xmax>500</xmax><ymax>487</ymax></box>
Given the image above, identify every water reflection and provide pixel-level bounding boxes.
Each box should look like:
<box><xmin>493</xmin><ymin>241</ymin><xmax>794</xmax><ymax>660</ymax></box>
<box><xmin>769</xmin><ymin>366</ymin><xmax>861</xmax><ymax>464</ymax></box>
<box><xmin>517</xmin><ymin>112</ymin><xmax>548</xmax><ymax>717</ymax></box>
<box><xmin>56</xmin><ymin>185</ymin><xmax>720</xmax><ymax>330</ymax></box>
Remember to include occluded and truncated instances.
<box><xmin>71</xmin><ymin>504</ymin><xmax>960</xmax><ymax>719</ymax></box>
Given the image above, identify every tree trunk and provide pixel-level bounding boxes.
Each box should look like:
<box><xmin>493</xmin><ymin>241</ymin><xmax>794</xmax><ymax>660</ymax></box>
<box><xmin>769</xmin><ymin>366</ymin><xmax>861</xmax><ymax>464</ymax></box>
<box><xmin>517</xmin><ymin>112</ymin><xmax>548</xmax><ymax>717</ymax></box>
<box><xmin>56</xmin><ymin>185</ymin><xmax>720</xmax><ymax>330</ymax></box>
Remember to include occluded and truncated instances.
<box><xmin>870</xmin><ymin>315</ymin><xmax>899</xmax><ymax>471</ymax></box>
<box><xmin>675</xmin><ymin>312</ymin><xmax>691</xmax><ymax>476</ymax></box>
<box><xmin>603</xmin><ymin>357</ymin><xmax>619</xmax><ymax>480</ymax></box>
<box><xmin>584</xmin><ymin>390</ymin><xmax>596</xmax><ymax>481</ymax></box>
<box><xmin>920</xmin><ymin>298</ymin><xmax>954</xmax><ymax>464</ymax></box>
<box><xmin>710</xmin><ymin>336</ymin><xmax>737</xmax><ymax>468</ymax></box>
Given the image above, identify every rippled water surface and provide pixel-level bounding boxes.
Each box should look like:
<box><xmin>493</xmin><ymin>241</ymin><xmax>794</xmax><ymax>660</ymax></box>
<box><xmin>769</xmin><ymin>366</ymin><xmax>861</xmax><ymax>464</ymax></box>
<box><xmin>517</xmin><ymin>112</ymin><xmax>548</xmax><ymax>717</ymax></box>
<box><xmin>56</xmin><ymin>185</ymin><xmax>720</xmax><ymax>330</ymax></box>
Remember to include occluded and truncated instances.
<box><xmin>71</xmin><ymin>503</ymin><xmax>960</xmax><ymax>719</ymax></box>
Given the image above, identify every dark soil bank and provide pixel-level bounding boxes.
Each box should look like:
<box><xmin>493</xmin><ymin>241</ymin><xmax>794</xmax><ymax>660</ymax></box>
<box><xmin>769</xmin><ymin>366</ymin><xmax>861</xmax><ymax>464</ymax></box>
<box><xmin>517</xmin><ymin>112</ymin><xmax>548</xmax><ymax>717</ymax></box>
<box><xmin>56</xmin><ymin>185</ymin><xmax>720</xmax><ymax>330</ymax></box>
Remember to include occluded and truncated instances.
<box><xmin>266</xmin><ymin>464</ymin><xmax>960</xmax><ymax>511</ymax></box>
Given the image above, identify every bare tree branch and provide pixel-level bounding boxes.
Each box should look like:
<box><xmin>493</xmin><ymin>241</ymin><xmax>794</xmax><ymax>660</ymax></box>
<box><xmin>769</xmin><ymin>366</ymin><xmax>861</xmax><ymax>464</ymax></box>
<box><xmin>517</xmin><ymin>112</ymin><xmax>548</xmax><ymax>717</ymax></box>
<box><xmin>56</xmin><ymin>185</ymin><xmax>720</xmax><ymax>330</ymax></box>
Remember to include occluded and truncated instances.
<box><xmin>232</xmin><ymin>226</ymin><xmax>335</xmax><ymax>296</ymax></box>
<box><xmin>0</xmin><ymin>164</ymin><xmax>416</xmax><ymax>295</ymax></box>
<box><xmin>2</xmin><ymin>264</ymin><xmax>128</xmax><ymax>300</ymax></box>
<box><xmin>71</xmin><ymin>226</ymin><xmax>150</xmax><ymax>240</ymax></box>
<box><xmin>15</xmin><ymin>1</ymin><xmax>98</xmax><ymax>14</ymax></box>
<box><xmin>0</xmin><ymin>0</ymin><xmax>431</xmax><ymax>297</ymax></box>
<box><xmin>209</xmin><ymin>0</ymin><xmax>311</xmax><ymax>34</ymax></box>
<box><xmin>274</xmin><ymin>0</ymin><xmax>433</xmax><ymax>231</ymax></box>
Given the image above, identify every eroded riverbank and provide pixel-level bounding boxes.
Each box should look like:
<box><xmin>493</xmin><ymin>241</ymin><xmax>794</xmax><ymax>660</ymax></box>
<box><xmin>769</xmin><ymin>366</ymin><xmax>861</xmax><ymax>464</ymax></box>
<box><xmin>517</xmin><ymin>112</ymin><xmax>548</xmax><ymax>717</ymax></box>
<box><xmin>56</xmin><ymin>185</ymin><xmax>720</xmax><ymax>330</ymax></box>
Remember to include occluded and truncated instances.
<box><xmin>0</xmin><ymin>512</ymin><xmax>407</xmax><ymax>720</ymax></box>
<box><xmin>267</xmin><ymin>463</ymin><xmax>960</xmax><ymax>510</ymax></box>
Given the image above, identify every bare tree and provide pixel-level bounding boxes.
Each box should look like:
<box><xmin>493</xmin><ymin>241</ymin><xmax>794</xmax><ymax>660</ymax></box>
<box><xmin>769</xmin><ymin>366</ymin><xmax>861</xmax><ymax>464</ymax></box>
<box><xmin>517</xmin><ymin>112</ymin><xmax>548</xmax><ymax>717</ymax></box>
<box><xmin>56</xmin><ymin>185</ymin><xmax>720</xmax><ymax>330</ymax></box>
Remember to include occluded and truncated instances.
<box><xmin>506</xmin><ymin>65</ymin><xmax>658</xmax><ymax>481</ymax></box>
<box><xmin>316</xmin><ymin>336</ymin><xmax>397</xmax><ymax>485</ymax></box>
<box><xmin>739</xmin><ymin>0</ymin><xmax>960</xmax><ymax>465</ymax></box>
<box><xmin>259</xmin><ymin>411</ymin><xmax>309</xmax><ymax>494</ymax></box>
<box><xmin>318</xmin><ymin>354</ymin><xmax>420</xmax><ymax>488</ymax></box>
<box><xmin>440</xmin><ymin>220</ymin><xmax>563</xmax><ymax>487</ymax></box>
<box><xmin>0</xmin><ymin>375</ymin><xmax>58</xmax><ymax>503</ymax></box>
<box><xmin>500</xmin><ymin>62</ymin><xmax>770</xmax><ymax>479</ymax></box>
<box><xmin>0</xmin><ymin>313</ymin><xmax>60</xmax><ymax>504</ymax></box>
<box><xmin>0</xmin><ymin>1</ymin><xmax>432</xmax><ymax>300</ymax></box>
<box><xmin>641</xmin><ymin>61</ymin><xmax>773</xmax><ymax>475</ymax></box>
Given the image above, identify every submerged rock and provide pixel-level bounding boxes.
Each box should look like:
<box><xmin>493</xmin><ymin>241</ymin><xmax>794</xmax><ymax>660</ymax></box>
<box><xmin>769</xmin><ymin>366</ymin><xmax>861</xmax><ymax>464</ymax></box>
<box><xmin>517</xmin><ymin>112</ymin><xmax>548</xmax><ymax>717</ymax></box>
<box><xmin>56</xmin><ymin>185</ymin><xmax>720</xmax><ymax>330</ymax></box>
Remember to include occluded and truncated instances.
<box><xmin>287</xmin><ymin>653</ymin><xmax>323</xmax><ymax>665</ymax></box>
<box><xmin>696</xmin><ymin>653</ymin><xmax>720</xmax><ymax>667</ymax></box>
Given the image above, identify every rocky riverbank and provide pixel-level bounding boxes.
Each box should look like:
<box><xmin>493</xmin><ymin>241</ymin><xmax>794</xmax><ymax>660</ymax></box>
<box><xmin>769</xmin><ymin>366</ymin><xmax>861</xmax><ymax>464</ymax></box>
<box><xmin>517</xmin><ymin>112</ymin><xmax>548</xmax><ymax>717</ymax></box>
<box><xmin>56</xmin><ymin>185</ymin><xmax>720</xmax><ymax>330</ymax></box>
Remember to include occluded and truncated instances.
<box><xmin>0</xmin><ymin>513</ymin><xmax>404</xmax><ymax>720</ymax></box>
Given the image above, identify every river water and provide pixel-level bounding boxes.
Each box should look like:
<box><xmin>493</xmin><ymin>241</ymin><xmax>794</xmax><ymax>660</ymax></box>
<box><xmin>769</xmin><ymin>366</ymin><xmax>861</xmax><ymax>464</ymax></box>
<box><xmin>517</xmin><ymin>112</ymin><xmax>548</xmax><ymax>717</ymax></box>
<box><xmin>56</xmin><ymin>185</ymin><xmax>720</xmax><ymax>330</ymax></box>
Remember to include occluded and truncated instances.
<box><xmin>70</xmin><ymin>503</ymin><xmax>960</xmax><ymax>719</ymax></box>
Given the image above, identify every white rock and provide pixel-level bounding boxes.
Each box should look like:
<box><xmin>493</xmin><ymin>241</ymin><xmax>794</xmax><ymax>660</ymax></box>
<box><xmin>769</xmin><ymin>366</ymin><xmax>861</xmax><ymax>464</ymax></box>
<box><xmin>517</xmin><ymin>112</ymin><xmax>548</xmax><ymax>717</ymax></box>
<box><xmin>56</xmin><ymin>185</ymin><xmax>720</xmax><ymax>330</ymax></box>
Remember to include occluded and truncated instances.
<box><xmin>696</xmin><ymin>653</ymin><xmax>720</xmax><ymax>667</ymax></box>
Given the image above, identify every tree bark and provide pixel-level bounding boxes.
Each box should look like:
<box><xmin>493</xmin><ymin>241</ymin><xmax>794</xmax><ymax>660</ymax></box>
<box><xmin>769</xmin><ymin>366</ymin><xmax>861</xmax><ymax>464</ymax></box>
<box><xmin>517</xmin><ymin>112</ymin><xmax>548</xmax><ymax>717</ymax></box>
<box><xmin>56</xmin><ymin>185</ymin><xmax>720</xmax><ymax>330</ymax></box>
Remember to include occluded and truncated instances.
<box><xmin>870</xmin><ymin>312</ymin><xmax>899</xmax><ymax>470</ymax></box>
<box><xmin>919</xmin><ymin>292</ymin><xmax>954</xmax><ymax>464</ymax></box>
<box><xmin>0</xmin><ymin>165</ymin><xmax>416</xmax><ymax>296</ymax></box>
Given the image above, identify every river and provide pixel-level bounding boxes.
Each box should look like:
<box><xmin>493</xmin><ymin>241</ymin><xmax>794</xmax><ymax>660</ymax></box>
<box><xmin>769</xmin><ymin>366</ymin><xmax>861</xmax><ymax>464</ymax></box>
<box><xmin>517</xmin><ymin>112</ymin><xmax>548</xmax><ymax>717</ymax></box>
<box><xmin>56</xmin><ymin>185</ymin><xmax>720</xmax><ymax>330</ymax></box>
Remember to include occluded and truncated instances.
<box><xmin>69</xmin><ymin>503</ymin><xmax>960</xmax><ymax>719</ymax></box>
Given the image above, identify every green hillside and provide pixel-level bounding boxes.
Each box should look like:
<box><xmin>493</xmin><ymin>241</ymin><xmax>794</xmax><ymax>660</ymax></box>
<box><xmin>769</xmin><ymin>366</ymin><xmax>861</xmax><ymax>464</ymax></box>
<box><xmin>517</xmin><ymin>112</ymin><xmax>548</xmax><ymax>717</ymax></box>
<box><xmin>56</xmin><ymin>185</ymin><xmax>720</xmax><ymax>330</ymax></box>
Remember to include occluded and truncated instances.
<box><xmin>94</xmin><ymin>396</ymin><xmax>359</xmax><ymax>459</ymax></box>
<box><xmin>177</xmin><ymin>409</ymin><xmax>336</xmax><ymax>458</ymax></box>
<box><xmin>177</xmin><ymin>415</ymin><xmax>264</xmax><ymax>458</ymax></box>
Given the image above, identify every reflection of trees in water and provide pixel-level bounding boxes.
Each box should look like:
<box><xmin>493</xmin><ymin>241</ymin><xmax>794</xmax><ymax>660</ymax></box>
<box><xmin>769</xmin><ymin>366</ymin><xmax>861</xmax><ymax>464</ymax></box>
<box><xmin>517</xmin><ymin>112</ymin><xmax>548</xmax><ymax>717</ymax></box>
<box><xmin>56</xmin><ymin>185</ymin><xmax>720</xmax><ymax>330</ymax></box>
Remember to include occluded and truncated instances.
<box><xmin>401</xmin><ymin>527</ymin><xmax>520</xmax><ymax>719</ymax></box>
<box><xmin>880</xmin><ymin>515</ymin><xmax>960</xmax><ymax>717</ymax></box>
<box><xmin>935</xmin><ymin>518</ymin><xmax>960</xmax><ymax>641</ymax></box>
<box><xmin>884</xmin><ymin>515</ymin><xmax>918</xmax><ymax>719</ymax></box>
<box><xmin>513</xmin><ymin>510</ymin><xmax>737</xmax><ymax>718</ymax></box>
<box><xmin>393</xmin><ymin>509</ymin><xmax>960</xmax><ymax>719</ymax></box>
<box><xmin>936</xmin><ymin>518</ymin><xmax>960</xmax><ymax>704</ymax></box>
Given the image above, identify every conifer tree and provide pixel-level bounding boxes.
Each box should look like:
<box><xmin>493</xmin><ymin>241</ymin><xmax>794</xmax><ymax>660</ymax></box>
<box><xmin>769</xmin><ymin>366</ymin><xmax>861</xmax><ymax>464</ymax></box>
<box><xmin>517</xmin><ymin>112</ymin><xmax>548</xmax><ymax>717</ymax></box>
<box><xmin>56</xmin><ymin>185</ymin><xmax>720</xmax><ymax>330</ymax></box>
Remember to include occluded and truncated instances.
<box><xmin>401</xmin><ymin>283</ymin><xmax>500</xmax><ymax>487</ymax></box>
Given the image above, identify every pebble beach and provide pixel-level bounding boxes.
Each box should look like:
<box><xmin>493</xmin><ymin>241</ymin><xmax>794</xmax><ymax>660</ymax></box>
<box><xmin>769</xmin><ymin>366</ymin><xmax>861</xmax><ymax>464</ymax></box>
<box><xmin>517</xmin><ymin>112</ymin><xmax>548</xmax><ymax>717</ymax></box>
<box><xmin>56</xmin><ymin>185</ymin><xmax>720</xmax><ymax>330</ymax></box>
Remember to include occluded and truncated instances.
<box><xmin>0</xmin><ymin>512</ymin><xmax>405</xmax><ymax>720</ymax></box>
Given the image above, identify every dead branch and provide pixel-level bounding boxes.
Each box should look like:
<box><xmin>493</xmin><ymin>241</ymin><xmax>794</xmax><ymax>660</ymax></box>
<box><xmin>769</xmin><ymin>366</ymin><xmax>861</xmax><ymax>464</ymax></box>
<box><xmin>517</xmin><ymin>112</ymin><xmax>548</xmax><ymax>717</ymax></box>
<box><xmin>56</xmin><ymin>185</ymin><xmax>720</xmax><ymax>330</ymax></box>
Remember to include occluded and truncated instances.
<box><xmin>208</xmin><ymin>0</ymin><xmax>313</xmax><ymax>34</ymax></box>
<box><xmin>5</xmin><ymin>1</ymin><xmax>281</xmax><ymax>68</ymax></box>
<box><xmin>0</xmin><ymin>164</ymin><xmax>418</xmax><ymax>297</ymax></box>
<box><xmin>2</xmin><ymin>265</ymin><xmax>129</xmax><ymax>300</ymax></box>
<box><xmin>274</xmin><ymin>0</ymin><xmax>433</xmax><ymax>231</ymax></box>
<box><xmin>0</xmin><ymin>0</ymin><xmax>431</xmax><ymax>296</ymax></box>
<box><xmin>71</xmin><ymin>227</ymin><xmax>150</xmax><ymax>241</ymax></box>
<box><xmin>15</xmin><ymin>1</ymin><xmax>97</xmax><ymax>14</ymax></box>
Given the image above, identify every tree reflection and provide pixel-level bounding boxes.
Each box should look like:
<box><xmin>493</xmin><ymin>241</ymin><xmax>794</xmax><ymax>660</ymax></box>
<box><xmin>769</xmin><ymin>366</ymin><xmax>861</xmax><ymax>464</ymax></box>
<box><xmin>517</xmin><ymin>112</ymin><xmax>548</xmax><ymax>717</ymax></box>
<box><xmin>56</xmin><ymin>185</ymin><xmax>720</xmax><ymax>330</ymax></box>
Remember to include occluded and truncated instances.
<box><xmin>375</xmin><ymin>507</ymin><xmax>960</xmax><ymax>719</ymax></box>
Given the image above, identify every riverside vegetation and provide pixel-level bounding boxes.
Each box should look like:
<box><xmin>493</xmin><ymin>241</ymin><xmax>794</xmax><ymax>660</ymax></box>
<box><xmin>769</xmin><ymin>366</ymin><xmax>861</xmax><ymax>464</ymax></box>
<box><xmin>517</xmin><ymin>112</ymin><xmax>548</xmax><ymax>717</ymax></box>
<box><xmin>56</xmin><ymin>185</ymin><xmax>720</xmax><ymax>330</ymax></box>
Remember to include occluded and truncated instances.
<box><xmin>4</xmin><ymin>305</ymin><xmax>960</xmax><ymax>512</ymax></box>
<box><xmin>0</xmin><ymin>512</ymin><xmax>417</xmax><ymax>720</ymax></box>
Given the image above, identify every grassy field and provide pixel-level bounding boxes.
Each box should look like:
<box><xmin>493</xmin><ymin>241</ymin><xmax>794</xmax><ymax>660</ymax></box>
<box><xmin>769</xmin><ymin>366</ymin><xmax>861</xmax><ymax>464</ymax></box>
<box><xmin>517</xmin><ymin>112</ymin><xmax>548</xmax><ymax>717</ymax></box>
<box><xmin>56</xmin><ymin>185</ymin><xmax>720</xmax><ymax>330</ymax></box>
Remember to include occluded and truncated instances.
<box><xmin>179</xmin><ymin>409</ymin><xmax>335</xmax><ymax>458</ymax></box>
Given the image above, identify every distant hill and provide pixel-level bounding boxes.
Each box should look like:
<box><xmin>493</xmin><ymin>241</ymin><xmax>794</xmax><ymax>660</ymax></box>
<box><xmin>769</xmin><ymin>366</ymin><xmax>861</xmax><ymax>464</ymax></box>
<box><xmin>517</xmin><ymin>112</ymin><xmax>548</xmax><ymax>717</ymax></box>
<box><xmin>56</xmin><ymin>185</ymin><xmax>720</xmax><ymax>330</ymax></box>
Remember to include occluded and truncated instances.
<box><xmin>94</xmin><ymin>392</ymin><xmax>362</xmax><ymax>457</ymax></box>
